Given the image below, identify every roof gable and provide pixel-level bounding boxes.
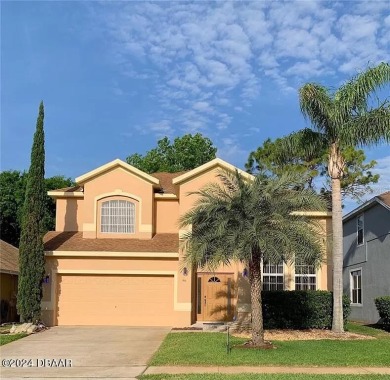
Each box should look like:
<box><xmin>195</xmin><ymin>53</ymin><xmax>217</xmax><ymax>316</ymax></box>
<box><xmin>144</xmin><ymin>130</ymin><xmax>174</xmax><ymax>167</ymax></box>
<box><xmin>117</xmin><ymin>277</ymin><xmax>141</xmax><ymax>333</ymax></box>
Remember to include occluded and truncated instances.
<box><xmin>75</xmin><ymin>159</ymin><xmax>160</xmax><ymax>185</ymax></box>
<box><xmin>172</xmin><ymin>158</ymin><xmax>254</xmax><ymax>185</ymax></box>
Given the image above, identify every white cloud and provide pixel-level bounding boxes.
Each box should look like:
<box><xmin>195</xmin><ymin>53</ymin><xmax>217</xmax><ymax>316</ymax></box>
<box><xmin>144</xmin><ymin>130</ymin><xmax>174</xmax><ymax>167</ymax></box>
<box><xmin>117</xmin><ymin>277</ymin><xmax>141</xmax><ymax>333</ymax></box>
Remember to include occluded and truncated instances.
<box><xmin>89</xmin><ymin>1</ymin><xmax>389</xmax><ymax>137</ymax></box>
<box><xmin>148</xmin><ymin>120</ymin><xmax>174</xmax><ymax>137</ymax></box>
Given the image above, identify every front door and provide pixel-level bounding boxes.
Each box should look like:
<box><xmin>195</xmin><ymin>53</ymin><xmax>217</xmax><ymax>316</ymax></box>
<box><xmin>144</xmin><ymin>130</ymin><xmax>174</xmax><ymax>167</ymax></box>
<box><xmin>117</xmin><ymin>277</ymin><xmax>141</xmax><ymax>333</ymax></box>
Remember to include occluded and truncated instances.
<box><xmin>196</xmin><ymin>273</ymin><xmax>235</xmax><ymax>321</ymax></box>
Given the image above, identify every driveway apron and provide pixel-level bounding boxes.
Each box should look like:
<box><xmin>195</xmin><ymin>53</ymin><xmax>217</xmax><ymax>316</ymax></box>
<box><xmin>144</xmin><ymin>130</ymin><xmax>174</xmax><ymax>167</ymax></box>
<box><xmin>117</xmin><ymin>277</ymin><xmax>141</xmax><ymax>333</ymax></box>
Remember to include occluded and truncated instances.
<box><xmin>0</xmin><ymin>326</ymin><xmax>170</xmax><ymax>379</ymax></box>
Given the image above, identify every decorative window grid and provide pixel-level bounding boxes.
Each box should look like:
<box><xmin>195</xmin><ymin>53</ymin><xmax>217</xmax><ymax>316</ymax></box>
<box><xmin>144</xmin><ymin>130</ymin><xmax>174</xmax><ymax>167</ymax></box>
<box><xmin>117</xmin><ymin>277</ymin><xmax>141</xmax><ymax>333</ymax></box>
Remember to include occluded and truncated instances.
<box><xmin>295</xmin><ymin>259</ymin><xmax>317</xmax><ymax>290</ymax></box>
<box><xmin>100</xmin><ymin>200</ymin><xmax>135</xmax><ymax>234</ymax></box>
<box><xmin>350</xmin><ymin>269</ymin><xmax>362</xmax><ymax>304</ymax></box>
<box><xmin>262</xmin><ymin>262</ymin><xmax>284</xmax><ymax>290</ymax></box>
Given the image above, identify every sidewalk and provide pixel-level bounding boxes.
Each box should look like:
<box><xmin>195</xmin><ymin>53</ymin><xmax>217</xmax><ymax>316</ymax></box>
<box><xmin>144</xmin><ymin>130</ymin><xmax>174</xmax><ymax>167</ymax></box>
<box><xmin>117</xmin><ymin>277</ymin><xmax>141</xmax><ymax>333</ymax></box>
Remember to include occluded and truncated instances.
<box><xmin>144</xmin><ymin>366</ymin><xmax>390</xmax><ymax>375</ymax></box>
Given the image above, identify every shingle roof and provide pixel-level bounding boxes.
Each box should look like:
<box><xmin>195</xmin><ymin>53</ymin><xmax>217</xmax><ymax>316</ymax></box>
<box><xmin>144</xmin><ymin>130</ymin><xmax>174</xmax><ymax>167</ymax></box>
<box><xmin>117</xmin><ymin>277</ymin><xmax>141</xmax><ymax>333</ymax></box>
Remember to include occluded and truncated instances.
<box><xmin>378</xmin><ymin>191</ymin><xmax>390</xmax><ymax>207</ymax></box>
<box><xmin>0</xmin><ymin>240</ymin><xmax>19</xmax><ymax>274</ymax></box>
<box><xmin>44</xmin><ymin>232</ymin><xmax>179</xmax><ymax>252</ymax></box>
<box><xmin>151</xmin><ymin>172</ymin><xmax>186</xmax><ymax>195</ymax></box>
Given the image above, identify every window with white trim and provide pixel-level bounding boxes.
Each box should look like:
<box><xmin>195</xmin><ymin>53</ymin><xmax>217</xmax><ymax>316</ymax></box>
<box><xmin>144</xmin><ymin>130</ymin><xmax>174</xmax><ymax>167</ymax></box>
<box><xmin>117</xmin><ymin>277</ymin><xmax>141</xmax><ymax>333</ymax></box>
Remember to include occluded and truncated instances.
<box><xmin>262</xmin><ymin>262</ymin><xmax>284</xmax><ymax>290</ymax></box>
<box><xmin>350</xmin><ymin>269</ymin><xmax>362</xmax><ymax>304</ymax></box>
<box><xmin>357</xmin><ymin>214</ymin><xmax>364</xmax><ymax>245</ymax></box>
<box><xmin>100</xmin><ymin>199</ymin><xmax>135</xmax><ymax>233</ymax></box>
<box><xmin>295</xmin><ymin>258</ymin><xmax>317</xmax><ymax>290</ymax></box>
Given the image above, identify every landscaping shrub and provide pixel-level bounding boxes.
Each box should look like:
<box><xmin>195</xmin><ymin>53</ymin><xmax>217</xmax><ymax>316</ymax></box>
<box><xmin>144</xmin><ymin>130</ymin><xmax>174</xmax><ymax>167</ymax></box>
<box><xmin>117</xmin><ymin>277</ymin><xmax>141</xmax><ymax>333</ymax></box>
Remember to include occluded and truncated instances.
<box><xmin>375</xmin><ymin>296</ymin><xmax>390</xmax><ymax>324</ymax></box>
<box><xmin>262</xmin><ymin>291</ymin><xmax>351</xmax><ymax>329</ymax></box>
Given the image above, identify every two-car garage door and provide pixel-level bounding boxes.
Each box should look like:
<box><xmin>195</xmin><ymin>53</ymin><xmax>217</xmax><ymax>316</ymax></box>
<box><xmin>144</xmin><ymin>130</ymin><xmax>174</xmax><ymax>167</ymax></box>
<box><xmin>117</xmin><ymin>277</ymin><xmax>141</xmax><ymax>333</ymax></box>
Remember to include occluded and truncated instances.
<box><xmin>56</xmin><ymin>275</ymin><xmax>174</xmax><ymax>326</ymax></box>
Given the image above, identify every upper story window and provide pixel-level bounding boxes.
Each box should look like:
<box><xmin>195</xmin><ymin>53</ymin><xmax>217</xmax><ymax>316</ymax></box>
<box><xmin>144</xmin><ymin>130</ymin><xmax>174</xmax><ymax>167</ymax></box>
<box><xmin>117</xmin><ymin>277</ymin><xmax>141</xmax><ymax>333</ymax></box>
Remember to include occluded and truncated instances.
<box><xmin>357</xmin><ymin>214</ymin><xmax>364</xmax><ymax>245</ymax></box>
<box><xmin>100</xmin><ymin>200</ymin><xmax>135</xmax><ymax>234</ymax></box>
<box><xmin>295</xmin><ymin>258</ymin><xmax>316</xmax><ymax>290</ymax></box>
<box><xmin>262</xmin><ymin>262</ymin><xmax>284</xmax><ymax>290</ymax></box>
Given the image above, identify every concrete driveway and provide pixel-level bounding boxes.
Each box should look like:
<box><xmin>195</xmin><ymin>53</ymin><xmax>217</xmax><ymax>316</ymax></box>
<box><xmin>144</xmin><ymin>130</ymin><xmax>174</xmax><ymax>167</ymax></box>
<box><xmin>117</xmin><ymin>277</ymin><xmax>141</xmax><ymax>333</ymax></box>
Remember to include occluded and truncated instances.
<box><xmin>0</xmin><ymin>326</ymin><xmax>170</xmax><ymax>379</ymax></box>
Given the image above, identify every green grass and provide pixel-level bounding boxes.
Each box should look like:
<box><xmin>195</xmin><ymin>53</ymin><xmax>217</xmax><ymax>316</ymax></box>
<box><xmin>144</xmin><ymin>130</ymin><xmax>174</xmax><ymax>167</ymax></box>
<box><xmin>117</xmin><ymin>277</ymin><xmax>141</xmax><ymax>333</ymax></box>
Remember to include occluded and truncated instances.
<box><xmin>150</xmin><ymin>324</ymin><xmax>390</xmax><ymax>367</ymax></box>
<box><xmin>0</xmin><ymin>333</ymin><xmax>27</xmax><ymax>346</ymax></box>
<box><xmin>346</xmin><ymin>322</ymin><xmax>389</xmax><ymax>338</ymax></box>
<box><xmin>140</xmin><ymin>375</ymin><xmax>389</xmax><ymax>380</ymax></box>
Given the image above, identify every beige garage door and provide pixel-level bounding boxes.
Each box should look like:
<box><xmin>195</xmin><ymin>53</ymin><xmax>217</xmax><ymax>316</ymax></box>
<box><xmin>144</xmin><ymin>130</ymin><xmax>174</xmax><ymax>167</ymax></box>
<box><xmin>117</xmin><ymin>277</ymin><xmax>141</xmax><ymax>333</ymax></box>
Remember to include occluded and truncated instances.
<box><xmin>56</xmin><ymin>275</ymin><xmax>174</xmax><ymax>326</ymax></box>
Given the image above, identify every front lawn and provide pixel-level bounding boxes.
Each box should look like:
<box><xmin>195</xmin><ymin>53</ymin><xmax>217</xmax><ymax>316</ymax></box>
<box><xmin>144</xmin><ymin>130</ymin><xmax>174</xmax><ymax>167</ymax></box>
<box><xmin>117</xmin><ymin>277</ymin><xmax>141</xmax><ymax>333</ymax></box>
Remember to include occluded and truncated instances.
<box><xmin>150</xmin><ymin>323</ymin><xmax>390</xmax><ymax>367</ymax></box>
<box><xmin>0</xmin><ymin>333</ymin><xmax>27</xmax><ymax>346</ymax></box>
<box><xmin>141</xmin><ymin>375</ymin><xmax>389</xmax><ymax>380</ymax></box>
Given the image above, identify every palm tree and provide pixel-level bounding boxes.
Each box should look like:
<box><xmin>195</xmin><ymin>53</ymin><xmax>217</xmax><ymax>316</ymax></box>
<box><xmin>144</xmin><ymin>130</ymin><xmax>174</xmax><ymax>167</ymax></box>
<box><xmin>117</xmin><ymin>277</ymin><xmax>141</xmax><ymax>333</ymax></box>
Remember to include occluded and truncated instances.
<box><xmin>180</xmin><ymin>171</ymin><xmax>327</xmax><ymax>347</ymax></box>
<box><xmin>286</xmin><ymin>62</ymin><xmax>390</xmax><ymax>333</ymax></box>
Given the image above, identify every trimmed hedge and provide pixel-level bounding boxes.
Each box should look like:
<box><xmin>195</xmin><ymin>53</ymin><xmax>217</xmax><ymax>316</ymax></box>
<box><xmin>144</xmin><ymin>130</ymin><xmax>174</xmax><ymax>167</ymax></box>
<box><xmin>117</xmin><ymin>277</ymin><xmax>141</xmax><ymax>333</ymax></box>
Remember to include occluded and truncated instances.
<box><xmin>262</xmin><ymin>291</ymin><xmax>351</xmax><ymax>329</ymax></box>
<box><xmin>375</xmin><ymin>296</ymin><xmax>390</xmax><ymax>324</ymax></box>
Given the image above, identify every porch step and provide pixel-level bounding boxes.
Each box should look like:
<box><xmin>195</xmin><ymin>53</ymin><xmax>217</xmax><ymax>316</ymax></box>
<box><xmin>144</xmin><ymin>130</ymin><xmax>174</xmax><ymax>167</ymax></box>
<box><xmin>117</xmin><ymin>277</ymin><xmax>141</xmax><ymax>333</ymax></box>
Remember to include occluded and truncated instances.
<box><xmin>202</xmin><ymin>322</ymin><xmax>228</xmax><ymax>332</ymax></box>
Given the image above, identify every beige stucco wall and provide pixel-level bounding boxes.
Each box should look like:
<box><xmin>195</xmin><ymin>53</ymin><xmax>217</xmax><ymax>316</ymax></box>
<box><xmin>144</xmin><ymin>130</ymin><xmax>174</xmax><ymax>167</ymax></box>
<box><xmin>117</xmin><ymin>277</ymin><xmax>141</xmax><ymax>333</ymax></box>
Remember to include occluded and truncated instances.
<box><xmin>81</xmin><ymin>167</ymin><xmax>154</xmax><ymax>239</ymax></box>
<box><xmin>155</xmin><ymin>199</ymin><xmax>180</xmax><ymax>233</ymax></box>
<box><xmin>55</xmin><ymin>198</ymin><xmax>84</xmax><ymax>231</ymax></box>
<box><xmin>178</xmin><ymin>167</ymin><xmax>222</xmax><ymax>218</ymax></box>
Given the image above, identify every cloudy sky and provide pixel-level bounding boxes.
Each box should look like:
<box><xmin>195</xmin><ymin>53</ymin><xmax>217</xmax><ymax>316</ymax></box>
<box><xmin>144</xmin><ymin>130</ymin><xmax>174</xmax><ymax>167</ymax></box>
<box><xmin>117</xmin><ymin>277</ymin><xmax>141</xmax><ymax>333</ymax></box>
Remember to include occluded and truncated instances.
<box><xmin>1</xmin><ymin>1</ymin><xmax>389</xmax><ymax>212</ymax></box>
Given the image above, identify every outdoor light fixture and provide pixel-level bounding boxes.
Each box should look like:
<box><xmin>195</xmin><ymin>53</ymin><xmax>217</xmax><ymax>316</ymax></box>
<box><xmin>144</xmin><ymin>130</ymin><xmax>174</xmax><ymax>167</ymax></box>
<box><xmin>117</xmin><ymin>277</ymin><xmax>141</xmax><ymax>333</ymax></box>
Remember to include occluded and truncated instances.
<box><xmin>43</xmin><ymin>275</ymin><xmax>50</xmax><ymax>284</ymax></box>
<box><xmin>182</xmin><ymin>267</ymin><xmax>188</xmax><ymax>276</ymax></box>
<box><xmin>243</xmin><ymin>268</ymin><xmax>248</xmax><ymax>277</ymax></box>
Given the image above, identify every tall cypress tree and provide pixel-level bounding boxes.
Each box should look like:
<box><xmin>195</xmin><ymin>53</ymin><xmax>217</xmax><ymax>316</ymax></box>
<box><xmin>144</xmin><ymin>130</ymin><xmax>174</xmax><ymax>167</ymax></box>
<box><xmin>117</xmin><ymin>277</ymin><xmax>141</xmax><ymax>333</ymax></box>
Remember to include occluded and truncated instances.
<box><xmin>17</xmin><ymin>101</ymin><xmax>46</xmax><ymax>322</ymax></box>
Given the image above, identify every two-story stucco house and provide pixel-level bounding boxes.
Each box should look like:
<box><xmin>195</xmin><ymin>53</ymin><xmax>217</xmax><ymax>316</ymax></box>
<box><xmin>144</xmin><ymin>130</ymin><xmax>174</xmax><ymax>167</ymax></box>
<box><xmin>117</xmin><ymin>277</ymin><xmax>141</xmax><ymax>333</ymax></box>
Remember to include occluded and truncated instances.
<box><xmin>42</xmin><ymin>158</ymin><xmax>333</xmax><ymax>327</ymax></box>
<box><xmin>343</xmin><ymin>192</ymin><xmax>390</xmax><ymax>324</ymax></box>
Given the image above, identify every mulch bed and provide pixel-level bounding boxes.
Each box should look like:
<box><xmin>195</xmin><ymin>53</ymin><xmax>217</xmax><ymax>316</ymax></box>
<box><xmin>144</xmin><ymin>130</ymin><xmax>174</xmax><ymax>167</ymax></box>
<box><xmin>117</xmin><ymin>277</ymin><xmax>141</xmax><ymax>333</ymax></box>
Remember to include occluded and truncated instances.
<box><xmin>233</xmin><ymin>329</ymin><xmax>375</xmax><ymax>341</ymax></box>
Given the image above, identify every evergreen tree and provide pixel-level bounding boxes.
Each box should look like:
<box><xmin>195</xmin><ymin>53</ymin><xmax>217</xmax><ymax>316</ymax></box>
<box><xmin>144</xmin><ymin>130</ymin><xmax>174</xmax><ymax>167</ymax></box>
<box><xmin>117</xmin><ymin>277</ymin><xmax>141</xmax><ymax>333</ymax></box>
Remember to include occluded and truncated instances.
<box><xmin>17</xmin><ymin>102</ymin><xmax>46</xmax><ymax>322</ymax></box>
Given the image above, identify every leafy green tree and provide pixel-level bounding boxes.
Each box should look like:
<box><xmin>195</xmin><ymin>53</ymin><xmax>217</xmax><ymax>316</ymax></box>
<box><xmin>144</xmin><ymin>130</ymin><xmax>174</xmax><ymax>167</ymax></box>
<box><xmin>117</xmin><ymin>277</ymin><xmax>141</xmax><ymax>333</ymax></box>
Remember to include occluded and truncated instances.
<box><xmin>0</xmin><ymin>171</ymin><xmax>27</xmax><ymax>246</ymax></box>
<box><xmin>180</xmin><ymin>171</ymin><xmax>326</xmax><ymax>347</ymax></box>
<box><xmin>17</xmin><ymin>102</ymin><xmax>46</xmax><ymax>322</ymax></box>
<box><xmin>0</xmin><ymin>171</ymin><xmax>73</xmax><ymax>247</ymax></box>
<box><xmin>246</xmin><ymin>138</ymin><xmax>379</xmax><ymax>200</ymax></box>
<box><xmin>282</xmin><ymin>63</ymin><xmax>390</xmax><ymax>333</ymax></box>
<box><xmin>126</xmin><ymin>133</ymin><xmax>217</xmax><ymax>173</ymax></box>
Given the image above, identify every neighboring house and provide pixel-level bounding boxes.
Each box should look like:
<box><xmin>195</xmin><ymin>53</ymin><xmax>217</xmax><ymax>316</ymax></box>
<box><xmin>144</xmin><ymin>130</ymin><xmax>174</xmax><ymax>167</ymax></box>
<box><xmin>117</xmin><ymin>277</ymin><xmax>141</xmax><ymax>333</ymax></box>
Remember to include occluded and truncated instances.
<box><xmin>0</xmin><ymin>240</ymin><xmax>19</xmax><ymax>323</ymax></box>
<box><xmin>343</xmin><ymin>192</ymin><xmax>390</xmax><ymax>324</ymax></box>
<box><xmin>42</xmin><ymin>158</ymin><xmax>333</xmax><ymax>327</ymax></box>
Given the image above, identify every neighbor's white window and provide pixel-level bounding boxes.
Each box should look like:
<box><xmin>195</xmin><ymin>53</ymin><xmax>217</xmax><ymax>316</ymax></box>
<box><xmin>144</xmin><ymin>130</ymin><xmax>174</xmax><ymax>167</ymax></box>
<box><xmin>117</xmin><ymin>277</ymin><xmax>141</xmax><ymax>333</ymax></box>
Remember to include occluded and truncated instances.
<box><xmin>357</xmin><ymin>214</ymin><xmax>364</xmax><ymax>245</ymax></box>
<box><xmin>295</xmin><ymin>258</ymin><xmax>317</xmax><ymax>290</ymax></box>
<box><xmin>350</xmin><ymin>269</ymin><xmax>362</xmax><ymax>304</ymax></box>
<box><xmin>100</xmin><ymin>200</ymin><xmax>135</xmax><ymax>234</ymax></box>
<box><xmin>262</xmin><ymin>262</ymin><xmax>284</xmax><ymax>290</ymax></box>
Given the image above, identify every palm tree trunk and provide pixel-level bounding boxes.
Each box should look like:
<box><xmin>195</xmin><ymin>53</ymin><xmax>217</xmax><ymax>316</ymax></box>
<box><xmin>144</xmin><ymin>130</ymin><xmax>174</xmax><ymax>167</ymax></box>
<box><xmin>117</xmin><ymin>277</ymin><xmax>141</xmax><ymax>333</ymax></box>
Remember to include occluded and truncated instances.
<box><xmin>331</xmin><ymin>176</ymin><xmax>344</xmax><ymax>332</ymax></box>
<box><xmin>249</xmin><ymin>250</ymin><xmax>265</xmax><ymax>346</ymax></box>
<box><xmin>329</xmin><ymin>144</ymin><xmax>345</xmax><ymax>333</ymax></box>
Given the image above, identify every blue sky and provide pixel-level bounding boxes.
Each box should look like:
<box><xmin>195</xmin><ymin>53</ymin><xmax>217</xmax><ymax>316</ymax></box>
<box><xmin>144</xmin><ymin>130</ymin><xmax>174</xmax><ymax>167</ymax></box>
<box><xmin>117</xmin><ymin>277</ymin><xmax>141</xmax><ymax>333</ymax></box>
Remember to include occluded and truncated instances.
<box><xmin>1</xmin><ymin>1</ymin><xmax>389</xmax><ymax>211</ymax></box>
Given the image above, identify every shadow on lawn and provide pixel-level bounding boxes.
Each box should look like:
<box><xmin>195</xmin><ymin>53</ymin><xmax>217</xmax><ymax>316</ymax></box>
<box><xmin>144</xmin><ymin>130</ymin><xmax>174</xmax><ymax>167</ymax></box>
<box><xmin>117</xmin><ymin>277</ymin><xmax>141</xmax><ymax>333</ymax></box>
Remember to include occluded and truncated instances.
<box><xmin>365</xmin><ymin>323</ymin><xmax>390</xmax><ymax>332</ymax></box>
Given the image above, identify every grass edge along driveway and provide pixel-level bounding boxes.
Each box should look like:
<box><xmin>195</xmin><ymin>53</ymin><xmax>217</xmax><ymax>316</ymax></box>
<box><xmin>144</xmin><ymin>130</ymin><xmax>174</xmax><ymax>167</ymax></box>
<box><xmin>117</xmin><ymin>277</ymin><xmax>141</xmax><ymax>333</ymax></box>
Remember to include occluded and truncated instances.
<box><xmin>0</xmin><ymin>333</ymin><xmax>27</xmax><ymax>346</ymax></box>
<box><xmin>149</xmin><ymin>323</ymin><xmax>390</xmax><ymax>367</ymax></box>
<box><xmin>140</xmin><ymin>375</ymin><xmax>390</xmax><ymax>380</ymax></box>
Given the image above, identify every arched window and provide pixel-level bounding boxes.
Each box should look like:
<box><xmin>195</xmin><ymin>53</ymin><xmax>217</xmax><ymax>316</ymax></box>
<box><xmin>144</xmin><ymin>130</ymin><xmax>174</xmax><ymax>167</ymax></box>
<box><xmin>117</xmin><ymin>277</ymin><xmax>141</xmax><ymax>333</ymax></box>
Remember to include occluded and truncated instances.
<box><xmin>208</xmin><ymin>276</ymin><xmax>221</xmax><ymax>283</ymax></box>
<box><xmin>100</xmin><ymin>199</ymin><xmax>135</xmax><ymax>234</ymax></box>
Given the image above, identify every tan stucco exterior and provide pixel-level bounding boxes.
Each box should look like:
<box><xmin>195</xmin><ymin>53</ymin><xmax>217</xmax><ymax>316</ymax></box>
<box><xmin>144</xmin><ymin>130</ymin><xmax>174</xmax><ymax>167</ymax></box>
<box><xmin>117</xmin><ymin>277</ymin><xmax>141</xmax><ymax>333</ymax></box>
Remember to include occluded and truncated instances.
<box><xmin>44</xmin><ymin>158</ymin><xmax>333</xmax><ymax>327</ymax></box>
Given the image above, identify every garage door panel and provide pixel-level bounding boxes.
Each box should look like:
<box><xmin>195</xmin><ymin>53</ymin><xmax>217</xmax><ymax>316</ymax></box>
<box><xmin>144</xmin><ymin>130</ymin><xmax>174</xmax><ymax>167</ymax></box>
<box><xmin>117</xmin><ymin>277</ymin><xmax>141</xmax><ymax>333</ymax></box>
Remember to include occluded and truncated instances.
<box><xmin>56</xmin><ymin>275</ymin><xmax>174</xmax><ymax>326</ymax></box>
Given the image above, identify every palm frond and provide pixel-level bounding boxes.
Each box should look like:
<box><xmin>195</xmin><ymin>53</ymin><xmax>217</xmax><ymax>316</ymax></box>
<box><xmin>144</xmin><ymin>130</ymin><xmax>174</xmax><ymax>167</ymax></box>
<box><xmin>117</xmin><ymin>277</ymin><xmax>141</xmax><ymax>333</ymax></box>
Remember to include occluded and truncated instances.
<box><xmin>299</xmin><ymin>83</ymin><xmax>333</xmax><ymax>132</ymax></box>
<box><xmin>336</xmin><ymin>62</ymin><xmax>390</xmax><ymax>115</ymax></box>
<box><xmin>338</xmin><ymin>104</ymin><xmax>390</xmax><ymax>147</ymax></box>
<box><xmin>280</xmin><ymin>129</ymin><xmax>328</xmax><ymax>162</ymax></box>
<box><xmin>180</xmin><ymin>168</ymin><xmax>328</xmax><ymax>271</ymax></box>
